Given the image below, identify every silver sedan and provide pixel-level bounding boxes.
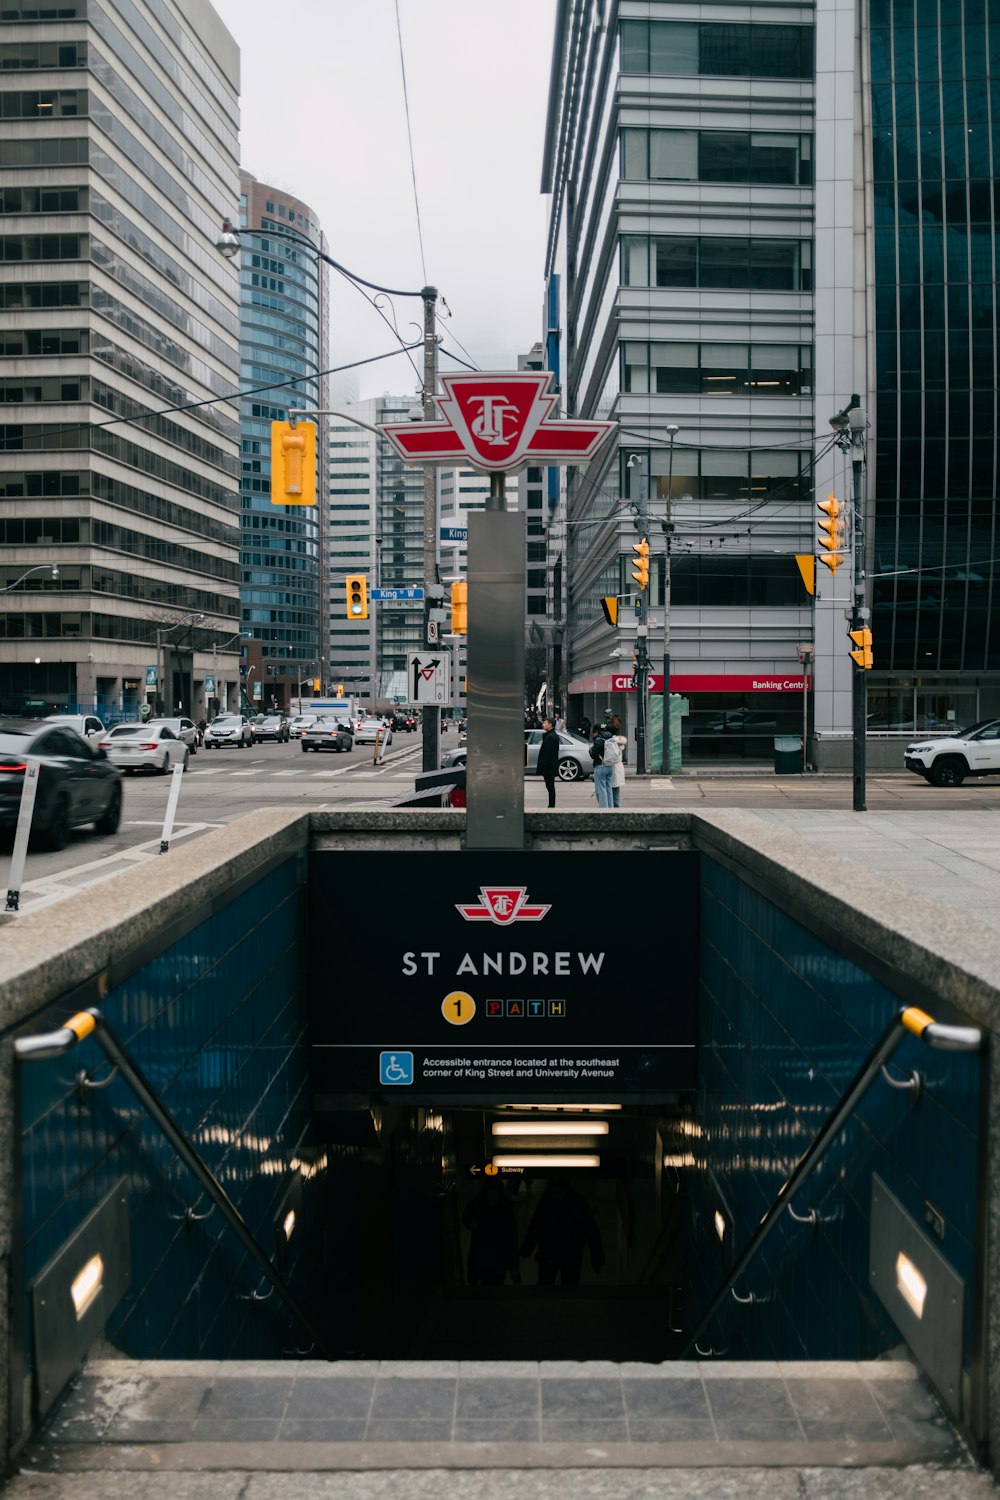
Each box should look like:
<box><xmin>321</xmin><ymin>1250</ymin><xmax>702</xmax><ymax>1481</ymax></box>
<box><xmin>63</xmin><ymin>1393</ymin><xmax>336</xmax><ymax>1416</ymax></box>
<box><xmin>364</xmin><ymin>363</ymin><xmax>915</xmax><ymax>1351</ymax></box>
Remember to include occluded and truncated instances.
<box><xmin>100</xmin><ymin>723</ymin><xmax>189</xmax><ymax>775</ymax></box>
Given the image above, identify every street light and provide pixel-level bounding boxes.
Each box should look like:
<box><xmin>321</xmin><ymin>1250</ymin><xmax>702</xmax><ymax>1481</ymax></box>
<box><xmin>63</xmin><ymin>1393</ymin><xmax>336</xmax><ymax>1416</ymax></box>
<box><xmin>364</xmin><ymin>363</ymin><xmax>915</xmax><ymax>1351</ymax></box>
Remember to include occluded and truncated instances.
<box><xmin>154</xmin><ymin>612</ymin><xmax>205</xmax><ymax>716</ymax></box>
<box><xmin>662</xmin><ymin>424</ymin><xmax>679</xmax><ymax>773</ymax></box>
<box><xmin>0</xmin><ymin>563</ymin><xmax>59</xmax><ymax>594</ymax></box>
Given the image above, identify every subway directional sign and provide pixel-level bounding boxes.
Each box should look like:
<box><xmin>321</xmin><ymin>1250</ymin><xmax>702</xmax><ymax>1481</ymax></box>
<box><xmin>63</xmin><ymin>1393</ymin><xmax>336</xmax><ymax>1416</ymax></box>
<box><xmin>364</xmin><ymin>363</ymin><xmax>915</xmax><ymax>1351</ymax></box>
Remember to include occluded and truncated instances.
<box><xmin>309</xmin><ymin>852</ymin><xmax>698</xmax><ymax>1100</ymax></box>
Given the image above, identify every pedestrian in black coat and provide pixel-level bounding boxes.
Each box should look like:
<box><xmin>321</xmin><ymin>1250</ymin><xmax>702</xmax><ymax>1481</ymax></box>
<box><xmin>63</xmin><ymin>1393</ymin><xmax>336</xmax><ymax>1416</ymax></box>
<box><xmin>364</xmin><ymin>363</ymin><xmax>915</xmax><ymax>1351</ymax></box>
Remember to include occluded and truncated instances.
<box><xmin>536</xmin><ymin>718</ymin><xmax>560</xmax><ymax>807</ymax></box>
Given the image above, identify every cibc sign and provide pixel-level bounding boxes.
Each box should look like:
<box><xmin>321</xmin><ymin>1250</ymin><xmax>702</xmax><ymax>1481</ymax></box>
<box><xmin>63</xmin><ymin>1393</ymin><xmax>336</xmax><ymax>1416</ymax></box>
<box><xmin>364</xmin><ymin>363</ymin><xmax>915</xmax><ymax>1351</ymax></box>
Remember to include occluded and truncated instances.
<box><xmin>309</xmin><ymin>852</ymin><xmax>699</xmax><ymax>1100</ymax></box>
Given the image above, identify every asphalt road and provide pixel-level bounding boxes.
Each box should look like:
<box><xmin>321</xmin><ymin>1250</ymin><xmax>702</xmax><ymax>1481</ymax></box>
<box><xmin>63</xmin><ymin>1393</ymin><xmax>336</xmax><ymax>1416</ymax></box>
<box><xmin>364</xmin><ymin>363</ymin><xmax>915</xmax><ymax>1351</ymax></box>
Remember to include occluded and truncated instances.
<box><xmin>3</xmin><ymin>733</ymin><xmax>997</xmax><ymax>917</ymax></box>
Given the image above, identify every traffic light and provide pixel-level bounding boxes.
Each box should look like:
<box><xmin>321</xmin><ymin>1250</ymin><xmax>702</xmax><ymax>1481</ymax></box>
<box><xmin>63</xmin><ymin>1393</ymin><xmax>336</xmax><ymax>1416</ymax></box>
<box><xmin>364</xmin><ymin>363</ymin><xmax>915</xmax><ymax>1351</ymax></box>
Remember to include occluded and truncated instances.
<box><xmin>600</xmin><ymin>596</ymin><xmax>619</xmax><ymax>627</ymax></box>
<box><xmin>817</xmin><ymin>494</ymin><xmax>844</xmax><ymax>573</ymax></box>
<box><xmin>631</xmin><ymin>537</ymin><xmax>650</xmax><ymax>590</ymax></box>
<box><xmin>313</xmin><ymin>678</ymin><xmax>321</xmax><ymax>692</ymax></box>
<box><xmin>270</xmin><ymin>420</ymin><xmax>317</xmax><ymax>505</ymax></box>
<box><xmin>336</xmin><ymin>684</ymin><xmax>344</xmax><ymax>698</ymax></box>
<box><xmin>451</xmin><ymin>580</ymin><xmax>468</xmax><ymax>634</ymax></box>
<box><xmin>848</xmin><ymin>626</ymin><xmax>873</xmax><ymax>668</ymax></box>
<box><xmin>345</xmin><ymin>574</ymin><xmax>368</xmax><ymax>619</ymax></box>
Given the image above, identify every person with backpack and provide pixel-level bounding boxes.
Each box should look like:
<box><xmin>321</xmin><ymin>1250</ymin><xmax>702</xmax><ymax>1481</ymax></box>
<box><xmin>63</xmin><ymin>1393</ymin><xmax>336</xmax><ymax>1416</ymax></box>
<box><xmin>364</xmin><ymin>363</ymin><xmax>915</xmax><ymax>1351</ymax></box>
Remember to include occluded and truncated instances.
<box><xmin>590</xmin><ymin>724</ymin><xmax>614</xmax><ymax>808</ymax></box>
<box><xmin>608</xmin><ymin>726</ymin><xmax>626</xmax><ymax>807</ymax></box>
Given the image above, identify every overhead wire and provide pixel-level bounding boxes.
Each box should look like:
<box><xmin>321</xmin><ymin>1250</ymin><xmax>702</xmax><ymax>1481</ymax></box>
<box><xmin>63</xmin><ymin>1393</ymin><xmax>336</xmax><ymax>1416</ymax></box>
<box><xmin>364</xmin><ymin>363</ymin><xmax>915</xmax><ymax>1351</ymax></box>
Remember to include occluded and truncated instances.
<box><xmin>394</xmin><ymin>0</ymin><xmax>428</xmax><ymax>286</ymax></box>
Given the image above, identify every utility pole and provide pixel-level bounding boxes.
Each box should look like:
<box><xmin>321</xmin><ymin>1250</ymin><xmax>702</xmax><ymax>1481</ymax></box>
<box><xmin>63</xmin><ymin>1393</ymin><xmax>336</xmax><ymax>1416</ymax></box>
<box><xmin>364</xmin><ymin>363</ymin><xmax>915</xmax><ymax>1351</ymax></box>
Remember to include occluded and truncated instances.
<box><xmin>421</xmin><ymin>285</ymin><xmax>441</xmax><ymax>772</ymax></box>
<box><xmin>848</xmin><ymin>404</ymin><xmax>868</xmax><ymax>812</ymax></box>
<box><xmin>629</xmin><ymin>455</ymin><xmax>650</xmax><ymax>775</ymax></box>
<box><xmin>662</xmin><ymin>424</ymin><xmax>678</xmax><ymax>773</ymax></box>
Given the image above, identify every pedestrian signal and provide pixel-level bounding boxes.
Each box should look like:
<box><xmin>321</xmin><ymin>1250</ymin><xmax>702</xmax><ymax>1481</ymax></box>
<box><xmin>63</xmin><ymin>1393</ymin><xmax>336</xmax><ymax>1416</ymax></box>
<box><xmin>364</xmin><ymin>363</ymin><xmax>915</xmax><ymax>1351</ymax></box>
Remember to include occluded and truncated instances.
<box><xmin>270</xmin><ymin>420</ymin><xmax>316</xmax><ymax>505</ymax></box>
<box><xmin>817</xmin><ymin>495</ymin><xmax>844</xmax><ymax>573</ymax></box>
<box><xmin>346</xmin><ymin>575</ymin><xmax>368</xmax><ymax>619</ymax></box>
<box><xmin>848</xmin><ymin>627</ymin><xmax>873</xmax><ymax>668</ymax></box>
<box><xmin>631</xmin><ymin>537</ymin><xmax>650</xmax><ymax>590</ymax></box>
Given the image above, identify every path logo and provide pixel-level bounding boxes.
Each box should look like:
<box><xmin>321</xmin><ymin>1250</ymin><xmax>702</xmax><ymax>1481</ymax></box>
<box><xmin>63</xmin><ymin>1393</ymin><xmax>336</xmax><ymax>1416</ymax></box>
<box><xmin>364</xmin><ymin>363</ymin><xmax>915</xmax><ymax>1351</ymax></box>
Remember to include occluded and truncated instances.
<box><xmin>379</xmin><ymin>372</ymin><xmax>614</xmax><ymax>473</ymax></box>
<box><xmin>455</xmin><ymin>887</ymin><xmax>551</xmax><ymax>925</ymax></box>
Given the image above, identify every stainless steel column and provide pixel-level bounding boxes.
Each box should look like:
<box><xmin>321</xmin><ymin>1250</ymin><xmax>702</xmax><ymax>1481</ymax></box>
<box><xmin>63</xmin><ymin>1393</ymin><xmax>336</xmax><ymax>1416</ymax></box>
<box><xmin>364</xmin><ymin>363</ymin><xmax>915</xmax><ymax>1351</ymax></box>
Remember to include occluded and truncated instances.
<box><xmin>465</xmin><ymin>506</ymin><xmax>526</xmax><ymax>849</ymax></box>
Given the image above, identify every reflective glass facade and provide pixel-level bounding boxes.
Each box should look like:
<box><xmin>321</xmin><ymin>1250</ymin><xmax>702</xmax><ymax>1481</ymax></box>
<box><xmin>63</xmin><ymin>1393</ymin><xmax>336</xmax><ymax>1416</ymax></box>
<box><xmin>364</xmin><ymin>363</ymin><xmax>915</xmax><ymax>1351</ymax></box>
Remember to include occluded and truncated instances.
<box><xmin>869</xmin><ymin>0</ymin><xmax>1000</xmax><ymax>675</ymax></box>
<box><xmin>237</xmin><ymin>173</ymin><xmax>326</xmax><ymax>710</ymax></box>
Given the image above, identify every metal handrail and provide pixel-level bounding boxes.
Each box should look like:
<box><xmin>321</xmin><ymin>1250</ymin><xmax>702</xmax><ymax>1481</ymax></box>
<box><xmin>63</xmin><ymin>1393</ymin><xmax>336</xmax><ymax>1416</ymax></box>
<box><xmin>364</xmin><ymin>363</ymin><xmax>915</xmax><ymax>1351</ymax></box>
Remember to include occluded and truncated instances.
<box><xmin>15</xmin><ymin>1007</ymin><xmax>331</xmax><ymax>1359</ymax></box>
<box><xmin>680</xmin><ymin>1005</ymin><xmax>983</xmax><ymax>1359</ymax></box>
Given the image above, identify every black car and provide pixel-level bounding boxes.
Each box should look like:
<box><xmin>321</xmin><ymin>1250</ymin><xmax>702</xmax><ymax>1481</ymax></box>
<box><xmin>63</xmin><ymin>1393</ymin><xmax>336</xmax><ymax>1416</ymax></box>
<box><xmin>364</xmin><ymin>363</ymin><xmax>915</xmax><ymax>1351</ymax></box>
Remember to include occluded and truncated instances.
<box><xmin>0</xmin><ymin>719</ymin><xmax>123</xmax><ymax>850</ymax></box>
<box><xmin>389</xmin><ymin>714</ymin><xmax>415</xmax><ymax>733</ymax></box>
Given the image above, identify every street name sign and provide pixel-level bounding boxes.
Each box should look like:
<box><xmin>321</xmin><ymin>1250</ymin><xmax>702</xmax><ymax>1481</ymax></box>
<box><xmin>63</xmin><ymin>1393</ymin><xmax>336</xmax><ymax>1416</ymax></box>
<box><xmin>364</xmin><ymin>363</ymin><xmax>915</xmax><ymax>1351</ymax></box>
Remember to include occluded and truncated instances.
<box><xmin>379</xmin><ymin>371</ymin><xmax>615</xmax><ymax>473</ymax></box>
<box><xmin>441</xmin><ymin>526</ymin><xmax>469</xmax><ymax>542</ymax></box>
<box><xmin>370</xmin><ymin>587</ymin><xmax>425</xmax><ymax>602</ymax></box>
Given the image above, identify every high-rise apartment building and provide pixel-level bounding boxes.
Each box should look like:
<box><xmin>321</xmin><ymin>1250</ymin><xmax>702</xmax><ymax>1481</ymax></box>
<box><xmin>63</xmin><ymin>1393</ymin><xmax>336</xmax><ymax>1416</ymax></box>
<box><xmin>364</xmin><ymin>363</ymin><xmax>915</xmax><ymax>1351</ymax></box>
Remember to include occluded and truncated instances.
<box><xmin>236</xmin><ymin>171</ymin><xmax>327</xmax><ymax>712</ymax></box>
<box><xmin>544</xmin><ymin>0</ymin><xmax>999</xmax><ymax>763</ymax></box>
<box><xmin>0</xmin><ymin>0</ymin><xmax>242</xmax><ymax>721</ymax></box>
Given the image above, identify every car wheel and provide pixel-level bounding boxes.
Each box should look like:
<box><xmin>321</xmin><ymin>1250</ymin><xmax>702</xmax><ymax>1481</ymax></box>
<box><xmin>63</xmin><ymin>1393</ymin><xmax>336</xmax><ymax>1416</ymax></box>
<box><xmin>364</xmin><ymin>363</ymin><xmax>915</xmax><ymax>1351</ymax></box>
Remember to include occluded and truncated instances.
<box><xmin>301</xmin><ymin>742</ymin><xmax>309</xmax><ymax>753</ymax></box>
<box><xmin>931</xmin><ymin>756</ymin><xmax>967</xmax><ymax>787</ymax></box>
<box><xmin>182</xmin><ymin>750</ymin><xmax>190</xmax><ymax>771</ymax></box>
<box><xmin>42</xmin><ymin>792</ymin><xmax>71</xmax><ymax>851</ymax></box>
<box><xmin>96</xmin><ymin>783</ymin><xmax>122</xmax><ymax>836</ymax></box>
<box><xmin>557</xmin><ymin>758</ymin><xmax>582</xmax><ymax>782</ymax></box>
<box><xmin>160</xmin><ymin>754</ymin><xmax>170</xmax><ymax>774</ymax></box>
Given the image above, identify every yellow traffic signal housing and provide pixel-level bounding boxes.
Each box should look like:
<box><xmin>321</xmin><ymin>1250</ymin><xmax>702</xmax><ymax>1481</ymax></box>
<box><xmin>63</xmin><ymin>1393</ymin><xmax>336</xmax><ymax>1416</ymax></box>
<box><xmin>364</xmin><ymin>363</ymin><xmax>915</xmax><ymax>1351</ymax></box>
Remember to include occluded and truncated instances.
<box><xmin>817</xmin><ymin>494</ymin><xmax>844</xmax><ymax>573</ymax></box>
<box><xmin>601</xmin><ymin>596</ymin><xmax>618</xmax><ymax>626</ymax></box>
<box><xmin>345</xmin><ymin>574</ymin><xmax>368</xmax><ymax>619</ymax></box>
<box><xmin>336</xmin><ymin>684</ymin><xmax>344</xmax><ymax>698</ymax></box>
<box><xmin>451</xmin><ymin>580</ymin><xmax>468</xmax><ymax>634</ymax></box>
<box><xmin>270</xmin><ymin>420</ymin><xmax>317</xmax><ymax>505</ymax></box>
<box><xmin>313</xmin><ymin>678</ymin><xmax>321</xmax><ymax>692</ymax></box>
<box><xmin>794</xmin><ymin>554</ymin><xmax>816</xmax><ymax>596</ymax></box>
<box><xmin>631</xmin><ymin>537</ymin><xmax>650</xmax><ymax>590</ymax></box>
<box><xmin>848</xmin><ymin>626</ymin><xmax>873</xmax><ymax>668</ymax></box>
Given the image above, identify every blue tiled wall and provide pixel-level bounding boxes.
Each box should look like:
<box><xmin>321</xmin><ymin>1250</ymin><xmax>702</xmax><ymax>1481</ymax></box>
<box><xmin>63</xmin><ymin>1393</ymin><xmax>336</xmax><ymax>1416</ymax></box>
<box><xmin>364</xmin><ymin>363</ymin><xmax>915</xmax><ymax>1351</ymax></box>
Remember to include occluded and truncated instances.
<box><xmin>676</xmin><ymin>856</ymin><xmax>982</xmax><ymax>1363</ymax></box>
<box><xmin>18</xmin><ymin>853</ymin><xmax>326</xmax><ymax>1363</ymax></box>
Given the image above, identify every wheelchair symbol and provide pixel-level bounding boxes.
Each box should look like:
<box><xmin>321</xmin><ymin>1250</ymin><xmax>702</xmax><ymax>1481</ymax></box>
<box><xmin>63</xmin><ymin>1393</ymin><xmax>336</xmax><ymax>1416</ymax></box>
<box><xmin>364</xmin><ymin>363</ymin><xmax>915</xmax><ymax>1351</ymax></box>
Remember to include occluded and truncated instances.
<box><xmin>380</xmin><ymin>1050</ymin><xmax>414</xmax><ymax>1086</ymax></box>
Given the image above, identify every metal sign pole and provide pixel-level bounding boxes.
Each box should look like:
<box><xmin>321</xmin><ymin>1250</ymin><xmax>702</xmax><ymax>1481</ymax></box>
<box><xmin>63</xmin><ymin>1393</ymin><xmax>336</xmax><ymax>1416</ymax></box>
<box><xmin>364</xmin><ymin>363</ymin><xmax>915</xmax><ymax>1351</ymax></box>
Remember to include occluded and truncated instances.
<box><xmin>421</xmin><ymin>285</ymin><xmax>441</xmax><ymax>773</ymax></box>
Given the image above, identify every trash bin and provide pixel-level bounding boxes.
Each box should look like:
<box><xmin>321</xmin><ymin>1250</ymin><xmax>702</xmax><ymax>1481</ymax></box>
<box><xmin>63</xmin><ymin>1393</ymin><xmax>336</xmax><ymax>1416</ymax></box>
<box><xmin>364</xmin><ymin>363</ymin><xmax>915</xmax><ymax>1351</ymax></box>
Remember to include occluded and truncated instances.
<box><xmin>773</xmin><ymin>735</ymin><xmax>802</xmax><ymax>774</ymax></box>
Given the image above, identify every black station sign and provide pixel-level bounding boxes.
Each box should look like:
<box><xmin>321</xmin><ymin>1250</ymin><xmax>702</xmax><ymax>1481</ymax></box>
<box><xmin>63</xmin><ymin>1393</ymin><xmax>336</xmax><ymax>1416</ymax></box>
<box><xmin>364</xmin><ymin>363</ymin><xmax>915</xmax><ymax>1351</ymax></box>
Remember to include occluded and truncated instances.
<box><xmin>309</xmin><ymin>852</ymin><xmax>699</xmax><ymax>1100</ymax></box>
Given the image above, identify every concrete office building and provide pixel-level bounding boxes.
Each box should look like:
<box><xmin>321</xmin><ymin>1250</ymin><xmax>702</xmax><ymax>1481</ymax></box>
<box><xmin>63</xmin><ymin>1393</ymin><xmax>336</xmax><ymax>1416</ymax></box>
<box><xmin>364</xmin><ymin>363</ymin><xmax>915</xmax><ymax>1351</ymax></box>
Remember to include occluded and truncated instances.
<box><xmin>327</xmin><ymin>403</ymin><xmax>376</xmax><ymax>704</ymax></box>
<box><xmin>543</xmin><ymin>0</ymin><xmax>999</xmax><ymax>763</ymax></box>
<box><xmin>0</xmin><ymin>0</ymin><xmax>242</xmax><ymax>722</ymax></box>
<box><xmin>235</xmin><ymin>171</ymin><xmax>327</xmax><ymax>713</ymax></box>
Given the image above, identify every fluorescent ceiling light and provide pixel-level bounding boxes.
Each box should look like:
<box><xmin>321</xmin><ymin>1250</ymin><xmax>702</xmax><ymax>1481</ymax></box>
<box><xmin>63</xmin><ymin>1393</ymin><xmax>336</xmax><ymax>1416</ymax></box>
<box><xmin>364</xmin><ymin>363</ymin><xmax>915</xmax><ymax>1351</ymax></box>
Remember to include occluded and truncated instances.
<box><xmin>70</xmin><ymin>1254</ymin><xmax>104</xmax><ymax>1320</ymax></box>
<box><xmin>714</xmin><ymin>1210</ymin><xmax>727</xmax><ymax>1242</ymax></box>
<box><xmin>282</xmin><ymin>1209</ymin><xmax>296</xmax><ymax>1241</ymax></box>
<box><xmin>895</xmin><ymin>1252</ymin><xmax>927</xmax><ymax>1319</ymax></box>
<box><xmin>492</xmin><ymin>1154</ymin><xmax>601</xmax><ymax>1168</ymax></box>
<box><xmin>492</xmin><ymin>1121</ymin><xmax>609</xmax><ymax>1137</ymax></box>
<box><xmin>495</xmin><ymin>1103</ymin><xmax>621</xmax><ymax>1112</ymax></box>
<box><xmin>663</xmin><ymin>1152</ymin><xmax>697</xmax><ymax>1168</ymax></box>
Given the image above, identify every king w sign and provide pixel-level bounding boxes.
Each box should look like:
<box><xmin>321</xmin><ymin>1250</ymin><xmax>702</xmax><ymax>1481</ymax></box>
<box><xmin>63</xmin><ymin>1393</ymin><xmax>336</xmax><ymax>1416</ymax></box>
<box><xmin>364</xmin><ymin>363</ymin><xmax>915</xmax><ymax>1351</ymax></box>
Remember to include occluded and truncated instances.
<box><xmin>379</xmin><ymin>371</ymin><xmax>614</xmax><ymax>472</ymax></box>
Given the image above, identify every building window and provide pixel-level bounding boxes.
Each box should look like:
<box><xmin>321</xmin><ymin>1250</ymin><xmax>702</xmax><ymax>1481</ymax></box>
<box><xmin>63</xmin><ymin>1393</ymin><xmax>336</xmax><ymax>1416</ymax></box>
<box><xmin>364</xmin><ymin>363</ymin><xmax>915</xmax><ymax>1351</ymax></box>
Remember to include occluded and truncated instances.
<box><xmin>623</xmin><ymin>447</ymin><xmax>811</xmax><ymax>504</ymax></box>
<box><xmin>621</xmin><ymin>19</ymin><xmax>814</xmax><ymax>80</ymax></box>
<box><xmin>622</xmin><ymin>129</ymin><xmax>813</xmax><ymax>187</ymax></box>
<box><xmin>622</xmin><ymin>235</ymin><xmax>813</xmax><ymax>293</ymax></box>
<box><xmin>622</xmin><ymin>341</ymin><xmax>812</xmax><ymax>397</ymax></box>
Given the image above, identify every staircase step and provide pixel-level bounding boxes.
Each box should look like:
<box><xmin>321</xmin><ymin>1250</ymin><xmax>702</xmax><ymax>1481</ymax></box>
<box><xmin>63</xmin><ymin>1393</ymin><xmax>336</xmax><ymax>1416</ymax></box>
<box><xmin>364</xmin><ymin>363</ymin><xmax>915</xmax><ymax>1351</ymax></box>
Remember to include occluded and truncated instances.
<box><xmin>10</xmin><ymin>1356</ymin><xmax>982</xmax><ymax>1498</ymax></box>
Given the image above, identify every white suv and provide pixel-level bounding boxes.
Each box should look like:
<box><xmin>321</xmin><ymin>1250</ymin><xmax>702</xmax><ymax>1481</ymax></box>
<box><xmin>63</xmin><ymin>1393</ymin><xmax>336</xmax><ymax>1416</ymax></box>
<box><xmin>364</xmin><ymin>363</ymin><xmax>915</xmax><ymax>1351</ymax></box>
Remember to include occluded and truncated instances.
<box><xmin>904</xmin><ymin>719</ymin><xmax>1000</xmax><ymax>787</ymax></box>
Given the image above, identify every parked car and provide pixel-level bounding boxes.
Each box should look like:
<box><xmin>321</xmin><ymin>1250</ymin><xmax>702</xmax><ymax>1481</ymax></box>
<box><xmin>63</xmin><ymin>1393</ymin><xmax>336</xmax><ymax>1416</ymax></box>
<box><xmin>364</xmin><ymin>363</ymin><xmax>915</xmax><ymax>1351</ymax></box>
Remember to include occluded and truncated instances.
<box><xmin>204</xmin><ymin>714</ymin><xmax>254</xmax><ymax>749</ymax></box>
<box><xmin>0</xmin><ymin>718</ymin><xmax>123</xmax><ymax>849</ymax></box>
<box><xmin>300</xmin><ymin>717</ymin><xmax>354</xmax><ymax>753</ymax></box>
<box><xmin>254</xmin><ymin>714</ymin><xmax>290</xmax><ymax>744</ymax></box>
<box><xmin>43</xmin><ymin>713</ymin><xmax>107</xmax><ymax>742</ymax></box>
<box><xmin>147</xmin><ymin>716</ymin><xmax>200</xmax><ymax>752</ymax></box>
<box><xmin>100</xmin><ymin>722</ymin><xmax>190</xmax><ymax>775</ymax></box>
<box><xmin>354</xmin><ymin>718</ymin><xmax>392</xmax><ymax>746</ymax></box>
<box><xmin>441</xmin><ymin>729</ymin><xmax>593</xmax><ymax>782</ymax></box>
<box><xmin>904</xmin><ymin>719</ymin><xmax>1000</xmax><ymax>786</ymax></box>
<box><xmin>289</xmin><ymin>714</ymin><xmax>323</xmax><ymax>740</ymax></box>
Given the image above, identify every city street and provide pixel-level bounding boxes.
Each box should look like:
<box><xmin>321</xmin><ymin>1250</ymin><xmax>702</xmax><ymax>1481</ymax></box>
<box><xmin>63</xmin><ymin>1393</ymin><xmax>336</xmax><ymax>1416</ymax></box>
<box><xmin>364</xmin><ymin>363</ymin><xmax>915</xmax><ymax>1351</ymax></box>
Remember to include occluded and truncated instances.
<box><xmin>3</xmin><ymin>733</ymin><xmax>999</xmax><ymax>917</ymax></box>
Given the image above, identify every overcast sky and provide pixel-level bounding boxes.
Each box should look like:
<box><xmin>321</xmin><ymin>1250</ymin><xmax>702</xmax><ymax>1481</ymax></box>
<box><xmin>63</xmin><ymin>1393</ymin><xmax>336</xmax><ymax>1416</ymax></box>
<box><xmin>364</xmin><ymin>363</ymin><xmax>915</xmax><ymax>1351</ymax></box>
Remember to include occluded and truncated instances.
<box><xmin>210</xmin><ymin>0</ymin><xmax>558</xmax><ymax>401</ymax></box>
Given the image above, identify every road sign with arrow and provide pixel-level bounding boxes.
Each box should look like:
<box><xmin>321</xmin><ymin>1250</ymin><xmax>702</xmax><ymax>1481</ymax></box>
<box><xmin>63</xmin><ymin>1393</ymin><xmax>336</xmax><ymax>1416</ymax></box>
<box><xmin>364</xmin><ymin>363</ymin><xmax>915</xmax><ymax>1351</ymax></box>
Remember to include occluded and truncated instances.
<box><xmin>407</xmin><ymin>650</ymin><xmax>453</xmax><ymax>705</ymax></box>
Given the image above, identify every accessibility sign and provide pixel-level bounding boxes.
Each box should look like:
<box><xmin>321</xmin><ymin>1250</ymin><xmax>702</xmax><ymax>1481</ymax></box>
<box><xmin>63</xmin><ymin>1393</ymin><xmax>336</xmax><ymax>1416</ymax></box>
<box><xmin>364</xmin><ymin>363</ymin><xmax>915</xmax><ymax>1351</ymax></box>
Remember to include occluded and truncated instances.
<box><xmin>371</xmin><ymin>587</ymin><xmax>424</xmax><ymax>602</ymax></box>
<box><xmin>407</xmin><ymin>651</ymin><xmax>452</xmax><ymax>704</ymax></box>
